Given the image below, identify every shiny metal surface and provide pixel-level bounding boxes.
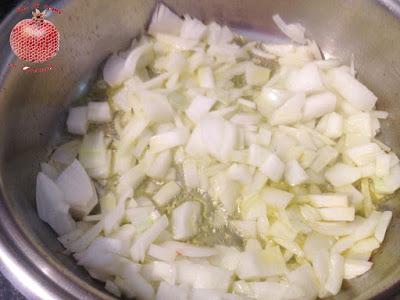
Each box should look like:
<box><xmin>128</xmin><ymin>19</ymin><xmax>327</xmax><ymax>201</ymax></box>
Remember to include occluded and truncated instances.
<box><xmin>0</xmin><ymin>0</ymin><xmax>400</xmax><ymax>299</ymax></box>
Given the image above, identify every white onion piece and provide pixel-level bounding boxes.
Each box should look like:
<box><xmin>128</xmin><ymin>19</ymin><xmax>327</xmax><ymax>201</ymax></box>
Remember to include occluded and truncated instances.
<box><xmin>67</xmin><ymin>106</ymin><xmax>88</xmax><ymax>135</ymax></box>
<box><xmin>227</xmin><ymin>164</ymin><xmax>252</xmax><ymax>184</ymax></box>
<box><xmin>119</xmin><ymin>263</ymin><xmax>155</xmax><ymax>300</ymax></box>
<box><xmin>172</xmin><ymin>201</ymin><xmax>201</xmax><ymax>240</ymax></box>
<box><xmin>51</xmin><ymin>140</ymin><xmax>81</xmax><ymax>165</ymax></box>
<box><xmin>329</xmin><ymin>66</ymin><xmax>377</xmax><ymax>111</ymax></box>
<box><xmin>240</xmin><ymin>195</ymin><xmax>267</xmax><ymax>221</ymax></box>
<box><xmin>105</xmin><ymin>280</ymin><xmax>121</xmax><ymax>297</ymax></box>
<box><xmin>56</xmin><ymin>159</ymin><xmax>93</xmax><ymax>207</ymax></box>
<box><xmin>231</xmin><ymin>220</ymin><xmax>257</xmax><ymax>239</ymax></box>
<box><xmin>344</xmin><ymin>259</ymin><xmax>372</xmax><ymax>280</ymax></box>
<box><xmin>104</xmin><ymin>193</ymin><xmax>129</xmax><ymax>235</ymax></box>
<box><xmin>256</xmin><ymin>87</ymin><xmax>289</xmax><ymax>117</ymax></box>
<box><xmin>236</xmin><ymin>246</ymin><xmax>286</xmax><ymax>280</ymax></box>
<box><xmin>149</xmin><ymin>4</ymin><xmax>183</xmax><ymax>36</ymax></box>
<box><xmin>180</xmin><ymin>15</ymin><xmax>207</xmax><ymax>41</ymax></box>
<box><xmin>207</xmin><ymin>22</ymin><xmax>234</xmax><ymax>45</ymax></box>
<box><xmin>345</xmin><ymin>143</ymin><xmax>380</xmax><ymax>166</ymax></box>
<box><xmin>311</xmin><ymin>146</ymin><xmax>338</xmax><ymax>172</ymax></box>
<box><xmin>247</xmin><ymin>144</ymin><xmax>269</xmax><ymax>167</ymax></box>
<box><xmin>260</xmin><ymin>152</ymin><xmax>285</xmax><ymax>182</ymax></box>
<box><xmin>139</xmin><ymin>91</ymin><xmax>174</xmax><ymax>124</ymax></box>
<box><xmin>197</xmin><ymin>66</ymin><xmax>215</xmax><ymax>89</ymax></box>
<box><xmin>36</xmin><ymin>172</ymin><xmax>75</xmax><ymax>235</ymax></box>
<box><xmin>375</xmin><ymin>211</ymin><xmax>392</xmax><ymax>243</ymax></box>
<box><xmin>324</xmin><ymin>253</ymin><xmax>344</xmax><ymax>295</ymax></box>
<box><xmin>303</xmin><ymin>92</ymin><xmax>337</xmax><ymax>121</ymax></box>
<box><xmin>191</xmin><ymin>289</ymin><xmax>251</xmax><ymax>300</ymax></box>
<box><xmin>185</xmin><ymin>126</ymin><xmax>208</xmax><ymax>157</ymax></box>
<box><xmin>270</xmin><ymin>93</ymin><xmax>305</xmax><ymax>126</ymax></box>
<box><xmin>87</xmin><ymin>102</ymin><xmax>112</xmax><ymax>123</ymax></box>
<box><xmin>155</xmin><ymin>33</ymin><xmax>198</xmax><ymax>50</ymax></box>
<box><xmin>185</xmin><ymin>95</ymin><xmax>216</xmax><ymax>123</ymax></box>
<box><xmin>316</xmin><ymin>112</ymin><xmax>343</xmax><ymax>139</ymax></box>
<box><xmin>130</xmin><ymin>215</ymin><xmax>169</xmax><ymax>262</ymax></box>
<box><xmin>161</xmin><ymin>241</ymin><xmax>217</xmax><ymax>258</ymax></box>
<box><xmin>373</xmin><ymin>164</ymin><xmax>400</xmax><ymax>194</ymax></box>
<box><xmin>309</xmin><ymin>194</ymin><xmax>348</xmax><ymax>208</ymax></box>
<box><xmin>272</xmin><ymin>14</ymin><xmax>306</xmax><ymax>44</ymax></box>
<box><xmin>156</xmin><ymin>281</ymin><xmax>189</xmax><ymax>300</ymax></box>
<box><xmin>209</xmin><ymin>246</ymin><xmax>241</xmax><ymax>271</ymax></box>
<box><xmin>286</xmin><ymin>63</ymin><xmax>323</xmax><ymax>93</ymax></box>
<box><xmin>79</xmin><ymin>130</ymin><xmax>110</xmax><ymax>179</ymax></box>
<box><xmin>319</xmin><ymin>207</ymin><xmax>355</xmax><ymax>222</ymax></box>
<box><xmin>149</xmin><ymin>127</ymin><xmax>189</xmax><ymax>153</ymax></box>
<box><xmin>145</xmin><ymin>150</ymin><xmax>172</xmax><ymax>179</ymax></box>
<box><xmin>142</xmin><ymin>261</ymin><xmax>176</xmax><ymax>285</ymax></box>
<box><xmin>182</xmin><ymin>159</ymin><xmax>200</xmax><ymax>188</ymax></box>
<box><xmin>117</xmin><ymin>164</ymin><xmax>146</xmax><ymax>196</ymax></box>
<box><xmin>148</xmin><ymin>244</ymin><xmax>177</xmax><ymax>262</ymax></box>
<box><xmin>285</xmin><ymin>160</ymin><xmax>308</xmax><ymax>186</ymax></box>
<box><xmin>261</xmin><ymin>187</ymin><xmax>293</xmax><ymax>210</ymax></box>
<box><xmin>40</xmin><ymin>162</ymin><xmax>58</xmax><ymax>180</ymax></box>
<box><xmin>78</xmin><ymin>237</ymin><xmax>124</xmax><ymax>275</ymax></box>
<box><xmin>210</xmin><ymin>172</ymin><xmax>240</xmax><ymax>214</ymax></box>
<box><xmin>67</xmin><ymin>220</ymin><xmax>103</xmax><ymax>253</ymax></box>
<box><xmin>153</xmin><ymin>181</ymin><xmax>181</xmax><ymax>207</ymax></box>
<box><xmin>325</xmin><ymin>163</ymin><xmax>361</xmax><ymax>186</ymax></box>
<box><xmin>200</xmin><ymin>117</ymin><xmax>238</xmax><ymax>162</ymax></box>
<box><xmin>176</xmin><ymin>259</ymin><xmax>232</xmax><ymax>291</ymax></box>
<box><xmin>103</xmin><ymin>42</ymin><xmax>153</xmax><ymax>87</ymax></box>
<box><xmin>287</xmin><ymin>264</ymin><xmax>319</xmax><ymax>300</ymax></box>
<box><xmin>375</xmin><ymin>152</ymin><xmax>391</xmax><ymax>177</ymax></box>
<box><xmin>245</xmin><ymin>63</ymin><xmax>270</xmax><ymax>86</ymax></box>
<box><xmin>118</xmin><ymin>115</ymin><xmax>149</xmax><ymax>153</ymax></box>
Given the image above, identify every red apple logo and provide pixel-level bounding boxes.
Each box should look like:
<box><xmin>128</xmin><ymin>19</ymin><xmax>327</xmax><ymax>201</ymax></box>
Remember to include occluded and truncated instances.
<box><xmin>10</xmin><ymin>9</ymin><xmax>60</xmax><ymax>63</ymax></box>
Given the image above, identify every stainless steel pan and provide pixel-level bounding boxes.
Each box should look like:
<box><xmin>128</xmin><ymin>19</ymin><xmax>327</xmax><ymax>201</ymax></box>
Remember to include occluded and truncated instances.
<box><xmin>0</xmin><ymin>0</ymin><xmax>400</xmax><ymax>299</ymax></box>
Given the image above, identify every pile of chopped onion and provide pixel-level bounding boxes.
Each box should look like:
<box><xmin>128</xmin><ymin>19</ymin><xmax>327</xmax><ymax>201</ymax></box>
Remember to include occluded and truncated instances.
<box><xmin>36</xmin><ymin>4</ymin><xmax>399</xmax><ymax>300</ymax></box>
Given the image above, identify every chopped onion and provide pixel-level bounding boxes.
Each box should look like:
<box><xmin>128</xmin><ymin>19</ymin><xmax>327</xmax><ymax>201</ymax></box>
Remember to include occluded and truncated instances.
<box><xmin>269</xmin><ymin>93</ymin><xmax>305</xmax><ymax>126</ymax></box>
<box><xmin>149</xmin><ymin>127</ymin><xmax>189</xmax><ymax>153</ymax></box>
<box><xmin>286</xmin><ymin>63</ymin><xmax>323</xmax><ymax>93</ymax></box>
<box><xmin>40</xmin><ymin>162</ymin><xmax>58</xmax><ymax>180</ymax></box>
<box><xmin>149</xmin><ymin>4</ymin><xmax>183</xmax><ymax>36</ymax></box>
<box><xmin>344</xmin><ymin>259</ymin><xmax>372</xmax><ymax>280</ymax></box>
<box><xmin>37</xmin><ymin>11</ymin><xmax>398</xmax><ymax>300</ymax></box>
<box><xmin>329</xmin><ymin>66</ymin><xmax>377</xmax><ymax>111</ymax></box>
<box><xmin>51</xmin><ymin>140</ymin><xmax>81</xmax><ymax>165</ymax></box>
<box><xmin>156</xmin><ymin>281</ymin><xmax>189</xmax><ymax>300</ymax></box>
<box><xmin>142</xmin><ymin>261</ymin><xmax>176</xmax><ymax>285</ymax></box>
<box><xmin>185</xmin><ymin>95</ymin><xmax>216</xmax><ymax>123</ymax></box>
<box><xmin>103</xmin><ymin>41</ymin><xmax>153</xmax><ymax>87</ymax></box>
<box><xmin>180</xmin><ymin>15</ymin><xmax>207</xmax><ymax>41</ymax></box>
<box><xmin>153</xmin><ymin>181</ymin><xmax>181</xmax><ymax>206</ymax></box>
<box><xmin>272</xmin><ymin>14</ymin><xmax>306</xmax><ymax>44</ymax></box>
<box><xmin>36</xmin><ymin>172</ymin><xmax>75</xmax><ymax>235</ymax></box>
<box><xmin>172</xmin><ymin>201</ymin><xmax>201</xmax><ymax>240</ymax></box>
<box><xmin>325</xmin><ymin>163</ymin><xmax>361</xmax><ymax>186</ymax></box>
<box><xmin>261</xmin><ymin>187</ymin><xmax>293</xmax><ymax>210</ymax></box>
<box><xmin>87</xmin><ymin>102</ymin><xmax>112</xmax><ymax>123</ymax></box>
<box><xmin>176</xmin><ymin>259</ymin><xmax>232</xmax><ymax>291</ymax></box>
<box><xmin>67</xmin><ymin>106</ymin><xmax>88</xmax><ymax>135</ymax></box>
<box><xmin>303</xmin><ymin>92</ymin><xmax>337</xmax><ymax>120</ymax></box>
<box><xmin>130</xmin><ymin>215</ymin><xmax>169</xmax><ymax>262</ymax></box>
<box><xmin>56</xmin><ymin>159</ymin><xmax>94</xmax><ymax>207</ymax></box>
<box><xmin>308</xmin><ymin>194</ymin><xmax>348</xmax><ymax>208</ymax></box>
<box><xmin>284</xmin><ymin>160</ymin><xmax>308</xmax><ymax>186</ymax></box>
